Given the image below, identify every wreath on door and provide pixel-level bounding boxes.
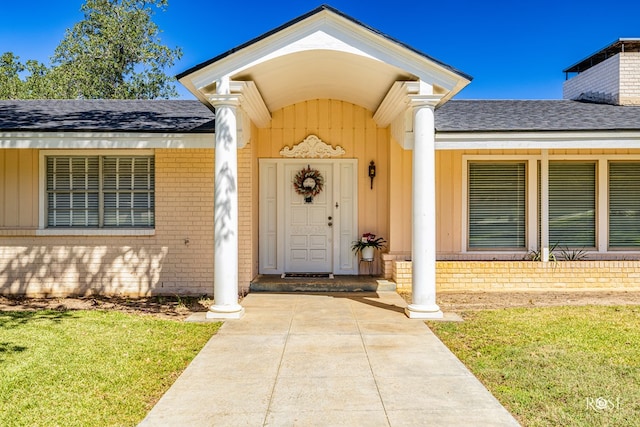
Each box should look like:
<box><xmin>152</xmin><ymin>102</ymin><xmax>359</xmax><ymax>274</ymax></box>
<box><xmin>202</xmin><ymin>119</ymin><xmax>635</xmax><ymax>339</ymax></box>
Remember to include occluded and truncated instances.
<box><xmin>293</xmin><ymin>165</ymin><xmax>324</xmax><ymax>202</ymax></box>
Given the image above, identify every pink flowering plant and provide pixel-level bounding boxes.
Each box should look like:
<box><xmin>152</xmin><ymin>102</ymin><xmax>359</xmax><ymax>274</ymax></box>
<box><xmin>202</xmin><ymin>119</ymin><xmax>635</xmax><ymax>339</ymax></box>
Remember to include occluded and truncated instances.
<box><xmin>351</xmin><ymin>232</ymin><xmax>387</xmax><ymax>254</ymax></box>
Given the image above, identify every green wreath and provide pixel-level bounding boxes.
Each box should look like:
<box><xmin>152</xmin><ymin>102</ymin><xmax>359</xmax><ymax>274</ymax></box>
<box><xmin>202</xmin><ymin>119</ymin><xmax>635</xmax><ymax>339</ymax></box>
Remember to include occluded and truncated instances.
<box><xmin>293</xmin><ymin>166</ymin><xmax>324</xmax><ymax>199</ymax></box>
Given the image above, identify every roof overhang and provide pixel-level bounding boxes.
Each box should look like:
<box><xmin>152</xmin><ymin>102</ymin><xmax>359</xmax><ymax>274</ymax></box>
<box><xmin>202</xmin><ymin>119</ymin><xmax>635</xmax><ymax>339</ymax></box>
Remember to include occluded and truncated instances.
<box><xmin>564</xmin><ymin>38</ymin><xmax>640</xmax><ymax>74</ymax></box>
<box><xmin>178</xmin><ymin>5</ymin><xmax>471</xmax><ymax>128</ymax></box>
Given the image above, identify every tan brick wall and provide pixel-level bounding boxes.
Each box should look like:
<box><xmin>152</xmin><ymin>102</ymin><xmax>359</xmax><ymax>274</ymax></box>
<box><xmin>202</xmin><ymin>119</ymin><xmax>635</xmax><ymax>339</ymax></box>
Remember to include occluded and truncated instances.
<box><xmin>619</xmin><ymin>52</ymin><xmax>640</xmax><ymax>106</ymax></box>
<box><xmin>392</xmin><ymin>260</ymin><xmax>640</xmax><ymax>291</ymax></box>
<box><xmin>0</xmin><ymin>149</ymin><xmax>223</xmax><ymax>297</ymax></box>
<box><xmin>383</xmin><ymin>252</ymin><xmax>410</xmax><ymax>280</ymax></box>
<box><xmin>392</xmin><ymin>261</ymin><xmax>413</xmax><ymax>289</ymax></box>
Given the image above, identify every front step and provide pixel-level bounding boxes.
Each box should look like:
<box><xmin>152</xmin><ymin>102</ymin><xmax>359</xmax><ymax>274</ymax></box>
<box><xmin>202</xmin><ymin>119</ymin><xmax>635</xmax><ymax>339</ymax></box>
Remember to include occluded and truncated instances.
<box><xmin>250</xmin><ymin>275</ymin><xmax>396</xmax><ymax>292</ymax></box>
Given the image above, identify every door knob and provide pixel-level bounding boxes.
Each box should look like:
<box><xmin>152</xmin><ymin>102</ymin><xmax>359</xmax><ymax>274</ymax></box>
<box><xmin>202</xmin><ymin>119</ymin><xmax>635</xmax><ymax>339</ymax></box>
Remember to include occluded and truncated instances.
<box><xmin>328</xmin><ymin>216</ymin><xmax>332</xmax><ymax>220</ymax></box>
<box><xmin>328</xmin><ymin>222</ymin><xmax>333</xmax><ymax>227</ymax></box>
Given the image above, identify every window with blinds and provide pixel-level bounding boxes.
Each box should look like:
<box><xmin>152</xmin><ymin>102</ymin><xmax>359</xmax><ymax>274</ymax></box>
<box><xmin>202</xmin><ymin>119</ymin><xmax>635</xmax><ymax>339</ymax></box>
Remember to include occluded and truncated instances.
<box><xmin>548</xmin><ymin>161</ymin><xmax>595</xmax><ymax>247</ymax></box>
<box><xmin>46</xmin><ymin>155</ymin><xmax>154</xmax><ymax>228</ymax></box>
<box><xmin>609</xmin><ymin>162</ymin><xmax>640</xmax><ymax>248</ymax></box>
<box><xmin>468</xmin><ymin>162</ymin><xmax>526</xmax><ymax>249</ymax></box>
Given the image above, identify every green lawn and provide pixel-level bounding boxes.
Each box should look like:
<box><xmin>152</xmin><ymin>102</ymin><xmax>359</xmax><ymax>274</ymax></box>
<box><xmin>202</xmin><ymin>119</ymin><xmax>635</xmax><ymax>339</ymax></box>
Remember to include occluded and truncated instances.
<box><xmin>428</xmin><ymin>306</ymin><xmax>640</xmax><ymax>426</ymax></box>
<box><xmin>0</xmin><ymin>310</ymin><xmax>220</xmax><ymax>427</ymax></box>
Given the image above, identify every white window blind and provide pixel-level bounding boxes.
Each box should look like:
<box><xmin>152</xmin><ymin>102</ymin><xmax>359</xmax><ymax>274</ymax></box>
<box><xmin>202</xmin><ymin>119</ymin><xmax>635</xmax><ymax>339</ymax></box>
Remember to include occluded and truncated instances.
<box><xmin>468</xmin><ymin>162</ymin><xmax>526</xmax><ymax>249</ymax></box>
<box><xmin>548</xmin><ymin>162</ymin><xmax>595</xmax><ymax>247</ymax></box>
<box><xmin>103</xmin><ymin>157</ymin><xmax>155</xmax><ymax>227</ymax></box>
<box><xmin>609</xmin><ymin>162</ymin><xmax>640</xmax><ymax>248</ymax></box>
<box><xmin>47</xmin><ymin>157</ymin><xmax>100</xmax><ymax>227</ymax></box>
<box><xmin>46</xmin><ymin>155</ymin><xmax>154</xmax><ymax>228</ymax></box>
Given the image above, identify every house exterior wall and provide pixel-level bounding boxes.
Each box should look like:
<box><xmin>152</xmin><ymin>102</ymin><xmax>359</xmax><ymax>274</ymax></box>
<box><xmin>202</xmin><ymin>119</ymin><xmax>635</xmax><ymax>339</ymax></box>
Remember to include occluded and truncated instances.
<box><xmin>563</xmin><ymin>54</ymin><xmax>620</xmax><ymax>104</ymax></box>
<box><xmin>562</xmin><ymin>52</ymin><xmax>640</xmax><ymax>105</ymax></box>
<box><xmin>255</xmin><ymin>99</ymin><xmax>390</xmax><ymax>275</ymax></box>
<box><xmin>390</xmin><ymin>261</ymin><xmax>640</xmax><ymax>291</ymax></box>
<box><xmin>0</xmin><ymin>148</ymin><xmax>221</xmax><ymax>297</ymax></box>
<box><xmin>381</xmin><ymin>147</ymin><xmax>640</xmax><ymax>278</ymax></box>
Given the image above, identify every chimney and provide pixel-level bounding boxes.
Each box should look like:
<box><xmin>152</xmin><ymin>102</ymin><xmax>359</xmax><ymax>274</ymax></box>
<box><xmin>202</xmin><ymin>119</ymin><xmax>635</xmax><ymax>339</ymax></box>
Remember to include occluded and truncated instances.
<box><xmin>563</xmin><ymin>39</ymin><xmax>640</xmax><ymax>106</ymax></box>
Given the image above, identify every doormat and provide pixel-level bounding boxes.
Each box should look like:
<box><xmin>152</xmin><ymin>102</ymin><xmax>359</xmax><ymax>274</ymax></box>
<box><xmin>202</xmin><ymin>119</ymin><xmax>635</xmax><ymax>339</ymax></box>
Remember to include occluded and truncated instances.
<box><xmin>281</xmin><ymin>273</ymin><xmax>334</xmax><ymax>279</ymax></box>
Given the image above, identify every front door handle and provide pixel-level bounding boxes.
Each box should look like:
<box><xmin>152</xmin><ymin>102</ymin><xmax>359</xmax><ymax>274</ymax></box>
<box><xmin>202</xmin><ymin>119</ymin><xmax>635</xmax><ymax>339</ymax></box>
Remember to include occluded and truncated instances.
<box><xmin>328</xmin><ymin>222</ymin><xmax>333</xmax><ymax>227</ymax></box>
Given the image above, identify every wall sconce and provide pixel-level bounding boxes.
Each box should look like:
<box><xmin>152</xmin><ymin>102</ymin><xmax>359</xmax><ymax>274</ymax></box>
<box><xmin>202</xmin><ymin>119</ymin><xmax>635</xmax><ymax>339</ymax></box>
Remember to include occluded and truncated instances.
<box><xmin>368</xmin><ymin>160</ymin><xmax>376</xmax><ymax>189</ymax></box>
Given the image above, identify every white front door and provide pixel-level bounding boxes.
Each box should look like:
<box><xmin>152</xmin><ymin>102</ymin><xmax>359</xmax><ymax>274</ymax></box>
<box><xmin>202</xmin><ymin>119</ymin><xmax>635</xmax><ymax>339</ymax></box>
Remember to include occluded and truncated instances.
<box><xmin>259</xmin><ymin>159</ymin><xmax>358</xmax><ymax>275</ymax></box>
<box><xmin>284</xmin><ymin>163</ymin><xmax>333</xmax><ymax>272</ymax></box>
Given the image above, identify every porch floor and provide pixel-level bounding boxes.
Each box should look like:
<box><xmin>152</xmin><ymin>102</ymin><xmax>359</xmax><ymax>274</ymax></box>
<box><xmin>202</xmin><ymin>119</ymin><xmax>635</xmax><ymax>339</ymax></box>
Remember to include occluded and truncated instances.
<box><xmin>250</xmin><ymin>274</ymin><xmax>396</xmax><ymax>292</ymax></box>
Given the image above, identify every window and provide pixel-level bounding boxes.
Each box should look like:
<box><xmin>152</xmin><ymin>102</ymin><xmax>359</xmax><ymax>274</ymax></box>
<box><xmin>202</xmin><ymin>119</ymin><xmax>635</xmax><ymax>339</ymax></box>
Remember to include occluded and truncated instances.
<box><xmin>468</xmin><ymin>162</ymin><xmax>526</xmax><ymax>249</ymax></box>
<box><xmin>548</xmin><ymin>162</ymin><xmax>595</xmax><ymax>247</ymax></box>
<box><xmin>609</xmin><ymin>162</ymin><xmax>640</xmax><ymax>248</ymax></box>
<box><xmin>46</xmin><ymin>155</ymin><xmax>154</xmax><ymax>228</ymax></box>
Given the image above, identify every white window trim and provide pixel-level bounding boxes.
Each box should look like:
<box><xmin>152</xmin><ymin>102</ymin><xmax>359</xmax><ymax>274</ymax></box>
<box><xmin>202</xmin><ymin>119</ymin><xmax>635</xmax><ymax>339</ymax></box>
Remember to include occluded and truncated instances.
<box><xmin>38</xmin><ymin>149</ymin><xmax>156</xmax><ymax>236</ymax></box>
<box><xmin>463</xmin><ymin>153</ymin><xmax>640</xmax><ymax>255</ymax></box>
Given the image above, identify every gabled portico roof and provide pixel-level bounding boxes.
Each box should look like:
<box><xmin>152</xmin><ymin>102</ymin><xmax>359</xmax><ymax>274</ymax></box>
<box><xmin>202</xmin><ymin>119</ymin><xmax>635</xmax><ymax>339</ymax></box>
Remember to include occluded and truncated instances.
<box><xmin>177</xmin><ymin>5</ymin><xmax>471</xmax><ymax>126</ymax></box>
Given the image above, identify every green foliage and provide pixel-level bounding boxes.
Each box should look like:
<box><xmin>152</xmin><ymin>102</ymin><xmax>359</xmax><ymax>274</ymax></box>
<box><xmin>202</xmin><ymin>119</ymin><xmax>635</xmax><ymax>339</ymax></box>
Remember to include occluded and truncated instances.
<box><xmin>0</xmin><ymin>52</ymin><xmax>25</xmax><ymax>99</ymax></box>
<box><xmin>559</xmin><ymin>246</ymin><xmax>589</xmax><ymax>261</ymax></box>
<box><xmin>0</xmin><ymin>310</ymin><xmax>220</xmax><ymax>426</ymax></box>
<box><xmin>429</xmin><ymin>306</ymin><xmax>640</xmax><ymax>426</ymax></box>
<box><xmin>526</xmin><ymin>242</ymin><xmax>558</xmax><ymax>262</ymax></box>
<box><xmin>351</xmin><ymin>232</ymin><xmax>387</xmax><ymax>254</ymax></box>
<box><xmin>0</xmin><ymin>0</ymin><xmax>181</xmax><ymax>99</ymax></box>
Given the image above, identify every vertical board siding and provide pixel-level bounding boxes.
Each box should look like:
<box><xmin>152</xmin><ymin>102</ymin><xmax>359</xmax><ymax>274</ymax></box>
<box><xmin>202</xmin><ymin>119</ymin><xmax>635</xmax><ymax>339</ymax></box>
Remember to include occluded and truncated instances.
<box><xmin>256</xmin><ymin>99</ymin><xmax>390</xmax><ymax>266</ymax></box>
<box><xmin>0</xmin><ymin>149</ymin><xmax>38</xmax><ymax>228</ymax></box>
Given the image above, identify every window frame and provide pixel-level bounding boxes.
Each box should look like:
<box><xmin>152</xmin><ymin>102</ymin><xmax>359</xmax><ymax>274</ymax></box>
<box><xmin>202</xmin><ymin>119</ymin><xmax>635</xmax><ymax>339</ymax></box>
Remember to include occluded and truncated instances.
<box><xmin>464</xmin><ymin>154</ymin><xmax>640</xmax><ymax>256</ymax></box>
<box><xmin>463</xmin><ymin>156</ymin><xmax>538</xmax><ymax>254</ymax></box>
<box><xmin>38</xmin><ymin>150</ymin><xmax>156</xmax><ymax>236</ymax></box>
<box><xmin>547</xmin><ymin>160</ymin><xmax>597</xmax><ymax>250</ymax></box>
<box><xmin>467</xmin><ymin>161</ymin><xmax>528</xmax><ymax>250</ymax></box>
<box><xmin>608</xmin><ymin>160</ymin><xmax>640</xmax><ymax>249</ymax></box>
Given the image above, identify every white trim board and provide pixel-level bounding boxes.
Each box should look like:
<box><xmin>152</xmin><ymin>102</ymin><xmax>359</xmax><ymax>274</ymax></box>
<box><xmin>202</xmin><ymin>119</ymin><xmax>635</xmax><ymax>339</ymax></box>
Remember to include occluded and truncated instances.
<box><xmin>437</xmin><ymin>131</ymin><xmax>640</xmax><ymax>150</ymax></box>
<box><xmin>1</xmin><ymin>132</ymin><xmax>214</xmax><ymax>149</ymax></box>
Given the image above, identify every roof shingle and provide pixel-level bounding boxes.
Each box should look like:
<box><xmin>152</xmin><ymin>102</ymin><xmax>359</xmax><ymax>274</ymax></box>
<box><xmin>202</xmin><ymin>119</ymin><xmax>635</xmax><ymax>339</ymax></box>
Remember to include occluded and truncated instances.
<box><xmin>435</xmin><ymin>100</ymin><xmax>640</xmax><ymax>132</ymax></box>
<box><xmin>0</xmin><ymin>100</ymin><xmax>215</xmax><ymax>133</ymax></box>
<box><xmin>2</xmin><ymin>99</ymin><xmax>640</xmax><ymax>134</ymax></box>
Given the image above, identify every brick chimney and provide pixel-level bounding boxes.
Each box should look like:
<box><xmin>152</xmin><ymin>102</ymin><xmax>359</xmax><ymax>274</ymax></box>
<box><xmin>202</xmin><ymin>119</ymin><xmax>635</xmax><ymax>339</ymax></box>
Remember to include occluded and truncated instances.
<box><xmin>563</xmin><ymin>39</ymin><xmax>640</xmax><ymax>106</ymax></box>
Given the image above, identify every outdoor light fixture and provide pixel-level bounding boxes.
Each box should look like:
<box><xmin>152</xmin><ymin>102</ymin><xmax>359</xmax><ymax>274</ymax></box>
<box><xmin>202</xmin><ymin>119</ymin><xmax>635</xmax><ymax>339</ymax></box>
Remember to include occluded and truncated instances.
<box><xmin>368</xmin><ymin>160</ymin><xmax>376</xmax><ymax>189</ymax></box>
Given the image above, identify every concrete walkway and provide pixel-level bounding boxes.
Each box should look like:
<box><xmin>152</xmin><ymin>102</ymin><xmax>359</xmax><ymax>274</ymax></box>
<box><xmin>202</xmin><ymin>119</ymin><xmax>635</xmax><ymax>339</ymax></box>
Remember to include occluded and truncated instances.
<box><xmin>140</xmin><ymin>292</ymin><xmax>520</xmax><ymax>426</ymax></box>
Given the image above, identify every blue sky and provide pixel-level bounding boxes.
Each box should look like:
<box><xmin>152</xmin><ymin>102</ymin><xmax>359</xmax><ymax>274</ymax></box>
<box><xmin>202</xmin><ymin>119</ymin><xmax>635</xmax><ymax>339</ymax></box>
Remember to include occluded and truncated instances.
<box><xmin>2</xmin><ymin>1</ymin><xmax>640</xmax><ymax>100</ymax></box>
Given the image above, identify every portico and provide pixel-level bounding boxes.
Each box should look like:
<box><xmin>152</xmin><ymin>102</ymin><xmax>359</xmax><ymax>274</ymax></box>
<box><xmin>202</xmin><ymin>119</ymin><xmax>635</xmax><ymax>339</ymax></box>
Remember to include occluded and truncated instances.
<box><xmin>176</xmin><ymin>5</ymin><xmax>471</xmax><ymax>319</ymax></box>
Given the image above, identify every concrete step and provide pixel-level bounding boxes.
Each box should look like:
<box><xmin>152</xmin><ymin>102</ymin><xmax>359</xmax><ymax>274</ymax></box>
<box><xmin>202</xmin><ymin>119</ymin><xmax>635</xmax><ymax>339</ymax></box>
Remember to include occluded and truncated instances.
<box><xmin>250</xmin><ymin>275</ymin><xmax>396</xmax><ymax>292</ymax></box>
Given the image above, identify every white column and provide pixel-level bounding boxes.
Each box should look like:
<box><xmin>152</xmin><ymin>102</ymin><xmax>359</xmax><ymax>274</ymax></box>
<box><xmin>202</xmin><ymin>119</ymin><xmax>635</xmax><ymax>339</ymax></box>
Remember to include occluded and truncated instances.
<box><xmin>405</xmin><ymin>101</ymin><xmax>443</xmax><ymax>319</ymax></box>
<box><xmin>207</xmin><ymin>94</ymin><xmax>245</xmax><ymax>319</ymax></box>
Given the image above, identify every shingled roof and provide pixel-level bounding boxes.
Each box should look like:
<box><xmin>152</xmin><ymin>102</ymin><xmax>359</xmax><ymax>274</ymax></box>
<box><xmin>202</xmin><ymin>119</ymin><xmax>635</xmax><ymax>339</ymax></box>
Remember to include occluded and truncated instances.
<box><xmin>435</xmin><ymin>100</ymin><xmax>640</xmax><ymax>132</ymax></box>
<box><xmin>2</xmin><ymin>99</ymin><xmax>640</xmax><ymax>134</ymax></box>
<box><xmin>0</xmin><ymin>99</ymin><xmax>215</xmax><ymax>133</ymax></box>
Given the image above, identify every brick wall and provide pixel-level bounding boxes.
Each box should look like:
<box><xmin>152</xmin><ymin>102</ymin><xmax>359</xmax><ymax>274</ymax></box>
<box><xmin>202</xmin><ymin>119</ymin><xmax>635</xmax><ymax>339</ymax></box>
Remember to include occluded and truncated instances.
<box><xmin>563</xmin><ymin>52</ymin><xmax>640</xmax><ymax>106</ymax></box>
<box><xmin>619</xmin><ymin>52</ymin><xmax>640</xmax><ymax>105</ymax></box>
<box><xmin>392</xmin><ymin>260</ymin><xmax>640</xmax><ymax>291</ymax></box>
<box><xmin>563</xmin><ymin>55</ymin><xmax>620</xmax><ymax>104</ymax></box>
<box><xmin>382</xmin><ymin>252</ymin><xmax>411</xmax><ymax>279</ymax></box>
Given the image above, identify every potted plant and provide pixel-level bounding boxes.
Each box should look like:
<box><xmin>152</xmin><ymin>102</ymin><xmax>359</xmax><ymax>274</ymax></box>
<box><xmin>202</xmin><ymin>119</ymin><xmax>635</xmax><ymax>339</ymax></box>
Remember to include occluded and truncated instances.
<box><xmin>351</xmin><ymin>233</ymin><xmax>387</xmax><ymax>261</ymax></box>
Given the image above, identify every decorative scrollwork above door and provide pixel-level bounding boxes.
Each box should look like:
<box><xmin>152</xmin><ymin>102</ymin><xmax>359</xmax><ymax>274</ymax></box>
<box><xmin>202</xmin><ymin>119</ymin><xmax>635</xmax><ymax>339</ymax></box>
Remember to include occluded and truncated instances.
<box><xmin>279</xmin><ymin>134</ymin><xmax>346</xmax><ymax>158</ymax></box>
